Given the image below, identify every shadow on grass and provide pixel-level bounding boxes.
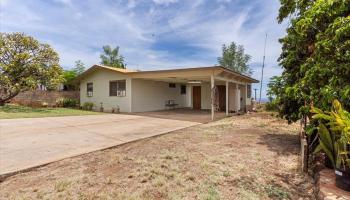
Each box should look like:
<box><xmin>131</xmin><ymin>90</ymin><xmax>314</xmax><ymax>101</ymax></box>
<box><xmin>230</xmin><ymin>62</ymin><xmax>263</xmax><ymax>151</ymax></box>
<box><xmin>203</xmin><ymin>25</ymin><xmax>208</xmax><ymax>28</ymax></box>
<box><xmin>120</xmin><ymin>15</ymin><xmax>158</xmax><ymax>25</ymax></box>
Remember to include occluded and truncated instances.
<box><xmin>257</xmin><ymin>133</ymin><xmax>299</xmax><ymax>156</ymax></box>
<box><xmin>0</xmin><ymin>104</ymin><xmax>53</xmax><ymax>113</ymax></box>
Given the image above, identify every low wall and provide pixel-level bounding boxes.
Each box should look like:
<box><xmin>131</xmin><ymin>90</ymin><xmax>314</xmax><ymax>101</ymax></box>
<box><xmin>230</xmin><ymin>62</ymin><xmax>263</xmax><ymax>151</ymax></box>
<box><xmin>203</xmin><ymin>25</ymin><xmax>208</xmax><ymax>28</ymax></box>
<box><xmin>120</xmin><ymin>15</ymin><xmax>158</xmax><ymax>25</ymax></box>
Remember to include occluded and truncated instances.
<box><xmin>11</xmin><ymin>90</ymin><xmax>79</xmax><ymax>107</ymax></box>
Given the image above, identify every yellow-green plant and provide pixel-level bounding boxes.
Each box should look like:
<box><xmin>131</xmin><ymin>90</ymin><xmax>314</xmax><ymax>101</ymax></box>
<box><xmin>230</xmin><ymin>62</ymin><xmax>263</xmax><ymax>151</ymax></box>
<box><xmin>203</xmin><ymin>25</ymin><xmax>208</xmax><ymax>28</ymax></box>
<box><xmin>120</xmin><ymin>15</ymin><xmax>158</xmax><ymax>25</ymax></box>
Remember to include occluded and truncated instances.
<box><xmin>311</xmin><ymin>100</ymin><xmax>350</xmax><ymax>170</ymax></box>
<box><xmin>82</xmin><ymin>102</ymin><xmax>94</xmax><ymax>111</ymax></box>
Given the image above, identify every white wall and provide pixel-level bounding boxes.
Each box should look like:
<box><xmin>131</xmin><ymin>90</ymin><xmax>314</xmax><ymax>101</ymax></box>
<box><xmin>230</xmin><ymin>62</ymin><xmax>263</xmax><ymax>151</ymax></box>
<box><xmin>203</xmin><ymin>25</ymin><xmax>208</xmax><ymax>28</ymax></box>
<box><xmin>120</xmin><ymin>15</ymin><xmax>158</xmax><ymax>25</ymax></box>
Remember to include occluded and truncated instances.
<box><xmin>246</xmin><ymin>84</ymin><xmax>252</xmax><ymax>106</ymax></box>
<box><xmin>186</xmin><ymin>85</ymin><xmax>192</xmax><ymax>108</ymax></box>
<box><xmin>80</xmin><ymin>69</ymin><xmax>131</xmax><ymax>112</ymax></box>
<box><xmin>228</xmin><ymin>83</ymin><xmax>236</xmax><ymax>111</ymax></box>
<box><xmin>131</xmin><ymin>79</ymin><xmax>189</xmax><ymax>112</ymax></box>
<box><xmin>239</xmin><ymin>84</ymin><xmax>247</xmax><ymax>110</ymax></box>
<box><xmin>200</xmin><ymin>83</ymin><xmax>211</xmax><ymax>110</ymax></box>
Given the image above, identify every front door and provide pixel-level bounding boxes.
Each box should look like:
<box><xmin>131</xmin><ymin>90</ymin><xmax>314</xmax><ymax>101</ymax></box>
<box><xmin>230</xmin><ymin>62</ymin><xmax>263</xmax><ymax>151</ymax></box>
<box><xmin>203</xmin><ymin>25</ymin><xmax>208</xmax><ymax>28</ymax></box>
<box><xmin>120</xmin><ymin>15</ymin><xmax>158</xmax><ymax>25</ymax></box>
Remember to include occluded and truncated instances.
<box><xmin>217</xmin><ymin>85</ymin><xmax>226</xmax><ymax>111</ymax></box>
<box><xmin>192</xmin><ymin>86</ymin><xmax>201</xmax><ymax>109</ymax></box>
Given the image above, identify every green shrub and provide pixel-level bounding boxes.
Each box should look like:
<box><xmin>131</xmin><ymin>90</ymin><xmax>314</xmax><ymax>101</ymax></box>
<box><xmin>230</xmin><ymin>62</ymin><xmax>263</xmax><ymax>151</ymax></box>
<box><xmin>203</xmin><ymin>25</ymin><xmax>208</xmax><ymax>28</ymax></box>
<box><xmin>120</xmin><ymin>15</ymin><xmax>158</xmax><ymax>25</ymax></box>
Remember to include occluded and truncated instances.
<box><xmin>265</xmin><ymin>98</ymin><xmax>279</xmax><ymax>111</ymax></box>
<box><xmin>82</xmin><ymin>102</ymin><xmax>94</xmax><ymax>111</ymax></box>
<box><xmin>311</xmin><ymin>100</ymin><xmax>350</xmax><ymax>170</ymax></box>
<box><xmin>56</xmin><ymin>98</ymin><xmax>78</xmax><ymax>108</ymax></box>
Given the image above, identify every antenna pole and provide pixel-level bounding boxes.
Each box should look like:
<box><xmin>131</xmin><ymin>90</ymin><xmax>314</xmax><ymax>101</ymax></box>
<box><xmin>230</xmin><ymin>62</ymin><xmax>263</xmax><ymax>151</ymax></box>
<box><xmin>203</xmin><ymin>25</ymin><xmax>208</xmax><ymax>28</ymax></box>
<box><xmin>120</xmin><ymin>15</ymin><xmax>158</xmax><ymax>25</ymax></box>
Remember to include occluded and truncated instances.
<box><xmin>259</xmin><ymin>33</ymin><xmax>267</xmax><ymax>104</ymax></box>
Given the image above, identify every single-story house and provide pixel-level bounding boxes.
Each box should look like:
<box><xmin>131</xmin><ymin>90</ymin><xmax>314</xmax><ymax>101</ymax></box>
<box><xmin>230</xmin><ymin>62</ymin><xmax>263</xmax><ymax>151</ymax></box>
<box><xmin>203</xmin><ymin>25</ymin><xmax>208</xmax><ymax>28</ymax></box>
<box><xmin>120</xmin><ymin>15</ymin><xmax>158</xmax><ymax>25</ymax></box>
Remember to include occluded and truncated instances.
<box><xmin>76</xmin><ymin>65</ymin><xmax>259</xmax><ymax>120</ymax></box>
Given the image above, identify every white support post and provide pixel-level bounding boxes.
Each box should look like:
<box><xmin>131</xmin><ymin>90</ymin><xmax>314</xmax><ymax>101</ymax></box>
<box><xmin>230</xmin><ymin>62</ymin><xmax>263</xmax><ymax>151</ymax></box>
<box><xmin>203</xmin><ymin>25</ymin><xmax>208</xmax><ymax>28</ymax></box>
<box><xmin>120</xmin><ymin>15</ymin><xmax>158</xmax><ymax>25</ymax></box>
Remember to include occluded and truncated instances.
<box><xmin>226</xmin><ymin>81</ymin><xmax>229</xmax><ymax>116</ymax></box>
<box><xmin>245</xmin><ymin>83</ymin><xmax>248</xmax><ymax>112</ymax></box>
<box><xmin>129</xmin><ymin>78</ymin><xmax>132</xmax><ymax>112</ymax></box>
<box><xmin>211</xmin><ymin>75</ymin><xmax>215</xmax><ymax>121</ymax></box>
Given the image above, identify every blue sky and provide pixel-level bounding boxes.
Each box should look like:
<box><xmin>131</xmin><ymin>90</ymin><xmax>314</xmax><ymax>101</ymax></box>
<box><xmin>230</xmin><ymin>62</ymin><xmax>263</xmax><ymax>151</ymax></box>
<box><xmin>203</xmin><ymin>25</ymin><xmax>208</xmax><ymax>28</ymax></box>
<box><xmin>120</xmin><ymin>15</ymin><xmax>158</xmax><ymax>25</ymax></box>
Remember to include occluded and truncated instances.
<box><xmin>0</xmin><ymin>0</ymin><xmax>287</xmax><ymax>98</ymax></box>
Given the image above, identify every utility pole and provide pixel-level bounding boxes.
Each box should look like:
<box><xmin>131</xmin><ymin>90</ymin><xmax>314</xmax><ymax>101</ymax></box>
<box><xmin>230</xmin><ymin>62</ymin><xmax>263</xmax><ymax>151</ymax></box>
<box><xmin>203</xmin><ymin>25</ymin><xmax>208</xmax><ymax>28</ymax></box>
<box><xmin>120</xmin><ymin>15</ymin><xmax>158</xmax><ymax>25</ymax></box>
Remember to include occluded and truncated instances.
<box><xmin>259</xmin><ymin>33</ymin><xmax>267</xmax><ymax>104</ymax></box>
<box><xmin>254</xmin><ymin>88</ymin><xmax>258</xmax><ymax>100</ymax></box>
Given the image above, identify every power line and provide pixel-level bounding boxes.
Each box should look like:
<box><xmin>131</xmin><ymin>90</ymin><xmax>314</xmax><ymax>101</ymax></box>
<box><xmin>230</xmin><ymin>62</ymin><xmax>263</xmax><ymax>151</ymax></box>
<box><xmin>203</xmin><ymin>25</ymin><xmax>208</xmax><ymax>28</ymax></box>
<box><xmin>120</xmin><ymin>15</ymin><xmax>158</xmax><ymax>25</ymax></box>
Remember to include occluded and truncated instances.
<box><xmin>259</xmin><ymin>33</ymin><xmax>267</xmax><ymax>104</ymax></box>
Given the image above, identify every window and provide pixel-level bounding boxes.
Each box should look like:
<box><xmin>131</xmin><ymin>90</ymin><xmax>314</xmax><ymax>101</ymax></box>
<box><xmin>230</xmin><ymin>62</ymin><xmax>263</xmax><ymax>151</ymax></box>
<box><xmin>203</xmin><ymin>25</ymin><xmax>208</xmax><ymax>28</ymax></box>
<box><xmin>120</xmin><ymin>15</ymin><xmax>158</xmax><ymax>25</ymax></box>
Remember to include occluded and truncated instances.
<box><xmin>180</xmin><ymin>85</ymin><xmax>186</xmax><ymax>95</ymax></box>
<box><xmin>87</xmin><ymin>82</ymin><xmax>93</xmax><ymax>97</ymax></box>
<box><xmin>169</xmin><ymin>83</ymin><xmax>176</xmax><ymax>88</ymax></box>
<box><xmin>247</xmin><ymin>84</ymin><xmax>251</xmax><ymax>98</ymax></box>
<box><xmin>110</xmin><ymin>80</ymin><xmax>126</xmax><ymax>97</ymax></box>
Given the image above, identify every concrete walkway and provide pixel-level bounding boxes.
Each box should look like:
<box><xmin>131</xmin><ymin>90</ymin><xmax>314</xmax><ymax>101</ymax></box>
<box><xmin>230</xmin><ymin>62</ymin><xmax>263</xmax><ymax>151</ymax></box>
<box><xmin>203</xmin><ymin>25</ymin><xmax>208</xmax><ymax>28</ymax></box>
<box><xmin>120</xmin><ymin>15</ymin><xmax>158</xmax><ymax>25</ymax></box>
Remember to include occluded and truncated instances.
<box><xmin>0</xmin><ymin>114</ymin><xmax>200</xmax><ymax>176</ymax></box>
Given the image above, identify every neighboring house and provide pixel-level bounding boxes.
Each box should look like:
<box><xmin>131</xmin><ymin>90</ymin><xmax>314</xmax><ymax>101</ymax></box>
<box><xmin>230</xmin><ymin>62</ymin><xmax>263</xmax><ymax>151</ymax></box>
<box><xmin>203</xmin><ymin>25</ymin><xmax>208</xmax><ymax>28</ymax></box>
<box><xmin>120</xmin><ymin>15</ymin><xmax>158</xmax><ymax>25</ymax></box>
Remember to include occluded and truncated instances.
<box><xmin>76</xmin><ymin>65</ymin><xmax>259</xmax><ymax>120</ymax></box>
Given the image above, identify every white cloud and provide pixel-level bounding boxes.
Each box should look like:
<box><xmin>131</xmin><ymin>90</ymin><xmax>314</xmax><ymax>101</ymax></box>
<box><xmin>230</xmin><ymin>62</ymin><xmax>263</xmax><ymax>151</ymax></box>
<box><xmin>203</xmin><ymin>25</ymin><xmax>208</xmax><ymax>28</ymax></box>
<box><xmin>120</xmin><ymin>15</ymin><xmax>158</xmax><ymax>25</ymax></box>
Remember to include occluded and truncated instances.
<box><xmin>0</xmin><ymin>0</ymin><xmax>9</xmax><ymax>6</ymax></box>
<box><xmin>127</xmin><ymin>0</ymin><xmax>137</xmax><ymax>9</ymax></box>
<box><xmin>74</xmin><ymin>12</ymin><xmax>82</xmax><ymax>20</ymax></box>
<box><xmin>0</xmin><ymin>0</ymin><xmax>286</xmax><ymax>98</ymax></box>
<box><xmin>217</xmin><ymin>0</ymin><xmax>232</xmax><ymax>3</ymax></box>
<box><xmin>54</xmin><ymin>0</ymin><xmax>72</xmax><ymax>6</ymax></box>
<box><xmin>153</xmin><ymin>0</ymin><xmax>178</xmax><ymax>6</ymax></box>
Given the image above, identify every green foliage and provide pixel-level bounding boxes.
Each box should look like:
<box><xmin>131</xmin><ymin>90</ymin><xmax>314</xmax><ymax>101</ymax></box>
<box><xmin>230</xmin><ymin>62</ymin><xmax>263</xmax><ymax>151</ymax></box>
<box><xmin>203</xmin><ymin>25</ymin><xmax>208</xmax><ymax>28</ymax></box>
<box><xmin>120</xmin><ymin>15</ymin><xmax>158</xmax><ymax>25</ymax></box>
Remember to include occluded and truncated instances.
<box><xmin>0</xmin><ymin>32</ymin><xmax>64</xmax><ymax>105</ymax></box>
<box><xmin>263</xmin><ymin>184</ymin><xmax>290</xmax><ymax>200</ymax></box>
<box><xmin>0</xmin><ymin>104</ymin><xmax>99</xmax><ymax>119</ymax></box>
<box><xmin>311</xmin><ymin>100</ymin><xmax>350</xmax><ymax>170</ymax></box>
<box><xmin>100</xmin><ymin>45</ymin><xmax>126</xmax><ymax>68</ymax></box>
<box><xmin>63</xmin><ymin>70</ymin><xmax>77</xmax><ymax>90</ymax></box>
<box><xmin>268</xmin><ymin>0</ymin><xmax>350</xmax><ymax>122</ymax></box>
<box><xmin>73</xmin><ymin>60</ymin><xmax>85</xmax><ymax>75</ymax></box>
<box><xmin>217</xmin><ymin>42</ymin><xmax>252</xmax><ymax>75</ymax></box>
<box><xmin>82</xmin><ymin>102</ymin><xmax>94</xmax><ymax>111</ymax></box>
<box><xmin>265</xmin><ymin>100</ymin><xmax>279</xmax><ymax>112</ymax></box>
<box><xmin>63</xmin><ymin>60</ymin><xmax>85</xmax><ymax>90</ymax></box>
<box><xmin>56</xmin><ymin>98</ymin><xmax>78</xmax><ymax>108</ymax></box>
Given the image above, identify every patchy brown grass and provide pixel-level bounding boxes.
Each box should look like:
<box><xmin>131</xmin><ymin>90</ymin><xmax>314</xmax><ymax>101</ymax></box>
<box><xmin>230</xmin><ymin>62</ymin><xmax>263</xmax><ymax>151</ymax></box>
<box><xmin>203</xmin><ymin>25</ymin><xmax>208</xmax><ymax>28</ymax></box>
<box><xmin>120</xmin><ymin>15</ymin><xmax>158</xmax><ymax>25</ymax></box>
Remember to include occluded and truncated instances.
<box><xmin>0</xmin><ymin>112</ymin><xmax>315</xmax><ymax>200</ymax></box>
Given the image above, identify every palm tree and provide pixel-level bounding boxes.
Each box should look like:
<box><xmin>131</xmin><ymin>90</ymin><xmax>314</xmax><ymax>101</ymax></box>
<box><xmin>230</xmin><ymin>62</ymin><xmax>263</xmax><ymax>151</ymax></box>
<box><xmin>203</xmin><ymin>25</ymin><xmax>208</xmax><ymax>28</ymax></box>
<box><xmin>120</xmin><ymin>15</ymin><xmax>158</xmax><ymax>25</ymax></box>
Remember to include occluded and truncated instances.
<box><xmin>100</xmin><ymin>45</ymin><xmax>126</xmax><ymax>68</ymax></box>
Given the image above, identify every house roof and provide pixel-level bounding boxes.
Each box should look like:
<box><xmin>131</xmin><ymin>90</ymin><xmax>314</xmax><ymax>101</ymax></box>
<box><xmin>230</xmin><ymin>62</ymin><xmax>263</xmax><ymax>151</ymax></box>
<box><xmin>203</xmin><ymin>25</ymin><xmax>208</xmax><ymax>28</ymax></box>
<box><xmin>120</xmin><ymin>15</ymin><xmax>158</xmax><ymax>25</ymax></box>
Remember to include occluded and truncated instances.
<box><xmin>76</xmin><ymin>64</ymin><xmax>259</xmax><ymax>83</ymax></box>
<box><xmin>92</xmin><ymin>64</ymin><xmax>137</xmax><ymax>73</ymax></box>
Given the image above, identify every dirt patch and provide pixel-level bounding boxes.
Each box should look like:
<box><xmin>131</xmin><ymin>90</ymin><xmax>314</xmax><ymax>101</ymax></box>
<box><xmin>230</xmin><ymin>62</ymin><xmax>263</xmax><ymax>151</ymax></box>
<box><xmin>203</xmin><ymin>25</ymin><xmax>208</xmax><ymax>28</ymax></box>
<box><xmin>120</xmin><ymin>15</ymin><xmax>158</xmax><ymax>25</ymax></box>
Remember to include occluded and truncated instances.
<box><xmin>0</xmin><ymin>112</ymin><xmax>315</xmax><ymax>199</ymax></box>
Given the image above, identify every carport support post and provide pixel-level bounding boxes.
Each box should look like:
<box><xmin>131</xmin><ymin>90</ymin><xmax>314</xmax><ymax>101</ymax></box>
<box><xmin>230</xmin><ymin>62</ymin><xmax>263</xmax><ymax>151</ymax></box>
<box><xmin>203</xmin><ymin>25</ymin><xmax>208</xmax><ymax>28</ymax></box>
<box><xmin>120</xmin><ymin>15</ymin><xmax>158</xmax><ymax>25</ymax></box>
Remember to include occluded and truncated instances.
<box><xmin>211</xmin><ymin>75</ymin><xmax>215</xmax><ymax>121</ymax></box>
<box><xmin>226</xmin><ymin>81</ymin><xmax>229</xmax><ymax>116</ymax></box>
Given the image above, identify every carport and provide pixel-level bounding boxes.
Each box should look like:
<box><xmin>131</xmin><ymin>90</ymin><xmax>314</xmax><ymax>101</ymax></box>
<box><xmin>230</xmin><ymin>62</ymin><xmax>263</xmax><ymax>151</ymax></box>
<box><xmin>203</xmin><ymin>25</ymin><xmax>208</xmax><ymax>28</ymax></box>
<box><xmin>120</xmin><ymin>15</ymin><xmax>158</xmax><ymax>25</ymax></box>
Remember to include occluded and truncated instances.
<box><xmin>130</xmin><ymin>66</ymin><xmax>259</xmax><ymax>120</ymax></box>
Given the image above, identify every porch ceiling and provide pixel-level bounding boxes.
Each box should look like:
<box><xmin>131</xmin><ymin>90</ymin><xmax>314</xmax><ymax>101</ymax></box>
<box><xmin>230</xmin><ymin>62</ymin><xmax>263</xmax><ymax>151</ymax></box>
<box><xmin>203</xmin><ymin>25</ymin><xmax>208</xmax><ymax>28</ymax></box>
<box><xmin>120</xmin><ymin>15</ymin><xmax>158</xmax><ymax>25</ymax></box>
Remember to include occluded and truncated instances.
<box><xmin>135</xmin><ymin>76</ymin><xmax>211</xmax><ymax>84</ymax></box>
<box><xmin>134</xmin><ymin>75</ymin><xmax>242</xmax><ymax>85</ymax></box>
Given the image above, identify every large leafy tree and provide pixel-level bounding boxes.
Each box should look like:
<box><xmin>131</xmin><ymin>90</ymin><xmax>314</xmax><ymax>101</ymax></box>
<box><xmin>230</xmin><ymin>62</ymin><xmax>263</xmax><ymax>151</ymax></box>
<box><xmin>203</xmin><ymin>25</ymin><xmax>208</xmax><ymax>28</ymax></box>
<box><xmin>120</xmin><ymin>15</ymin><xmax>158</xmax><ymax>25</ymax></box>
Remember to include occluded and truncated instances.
<box><xmin>268</xmin><ymin>0</ymin><xmax>350</xmax><ymax>122</ymax></box>
<box><xmin>218</xmin><ymin>42</ymin><xmax>252</xmax><ymax>75</ymax></box>
<box><xmin>0</xmin><ymin>32</ymin><xmax>63</xmax><ymax>106</ymax></box>
<box><xmin>100</xmin><ymin>45</ymin><xmax>126</xmax><ymax>68</ymax></box>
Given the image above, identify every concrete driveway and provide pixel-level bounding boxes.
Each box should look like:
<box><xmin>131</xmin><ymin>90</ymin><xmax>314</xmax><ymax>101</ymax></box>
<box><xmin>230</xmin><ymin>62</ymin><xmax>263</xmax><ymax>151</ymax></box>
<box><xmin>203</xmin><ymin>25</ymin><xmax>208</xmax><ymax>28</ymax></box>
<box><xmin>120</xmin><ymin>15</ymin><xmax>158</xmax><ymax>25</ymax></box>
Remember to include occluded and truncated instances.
<box><xmin>0</xmin><ymin>114</ymin><xmax>200</xmax><ymax>176</ymax></box>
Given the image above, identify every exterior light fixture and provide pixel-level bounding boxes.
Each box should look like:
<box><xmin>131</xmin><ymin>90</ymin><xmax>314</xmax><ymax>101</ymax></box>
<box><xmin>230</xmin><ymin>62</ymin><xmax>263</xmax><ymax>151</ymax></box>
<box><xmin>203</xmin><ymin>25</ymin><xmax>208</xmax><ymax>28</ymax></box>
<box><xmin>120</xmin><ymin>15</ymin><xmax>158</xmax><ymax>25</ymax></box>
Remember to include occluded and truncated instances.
<box><xmin>188</xmin><ymin>80</ymin><xmax>202</xmax><ymax>84</ymax></box>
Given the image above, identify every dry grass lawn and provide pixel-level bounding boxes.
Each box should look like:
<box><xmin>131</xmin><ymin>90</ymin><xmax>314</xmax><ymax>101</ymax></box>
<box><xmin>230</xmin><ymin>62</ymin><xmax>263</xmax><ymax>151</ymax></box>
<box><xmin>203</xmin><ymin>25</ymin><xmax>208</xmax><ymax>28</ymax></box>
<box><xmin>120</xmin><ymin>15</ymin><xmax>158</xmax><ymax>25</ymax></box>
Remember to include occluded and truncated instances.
<box><xmin>0</xmin><ymin>112</ymin><xmax>315</xmax><ymax>200</ymax></box>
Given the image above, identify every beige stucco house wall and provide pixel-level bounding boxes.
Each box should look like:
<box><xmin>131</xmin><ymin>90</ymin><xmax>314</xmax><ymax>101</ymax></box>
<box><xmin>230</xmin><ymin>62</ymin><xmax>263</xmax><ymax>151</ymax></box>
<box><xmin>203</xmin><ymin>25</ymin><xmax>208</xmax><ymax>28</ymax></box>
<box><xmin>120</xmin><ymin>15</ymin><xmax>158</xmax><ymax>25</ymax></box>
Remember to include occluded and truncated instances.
<box><xmin>79</xmin><ymin>68</ymin><xmax>132</xmax><ymax>112</ymax></box>
<box><xmin>131</xmin><ymin>79</ymin><xmax>189</xmax><ymax>112</ymax></box>
<box><xmin>77</xmin><ymin>65</ymin><xmax>258</xmax><ymax>115</ymax></box>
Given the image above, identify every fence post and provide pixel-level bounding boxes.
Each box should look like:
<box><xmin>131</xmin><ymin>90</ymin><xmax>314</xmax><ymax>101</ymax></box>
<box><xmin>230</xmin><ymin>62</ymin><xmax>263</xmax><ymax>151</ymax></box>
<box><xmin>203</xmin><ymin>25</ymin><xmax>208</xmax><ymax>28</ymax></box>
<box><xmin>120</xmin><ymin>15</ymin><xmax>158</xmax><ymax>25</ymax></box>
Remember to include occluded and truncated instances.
<box><xmin>300</xmin><ymin>114</ymin><xmax>309</xmax><ymax>173</ymax></box>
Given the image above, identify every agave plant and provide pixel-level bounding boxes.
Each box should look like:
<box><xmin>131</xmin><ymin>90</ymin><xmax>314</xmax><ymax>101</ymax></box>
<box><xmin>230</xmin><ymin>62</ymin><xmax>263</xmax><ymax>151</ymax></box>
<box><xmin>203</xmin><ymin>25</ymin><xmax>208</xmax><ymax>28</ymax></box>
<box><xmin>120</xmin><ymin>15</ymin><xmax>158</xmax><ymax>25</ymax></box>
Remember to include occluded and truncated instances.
<box><xmin>311</xmin><ymin>100</ymin><xmax>350</xmax><ymax>170</ymax></box>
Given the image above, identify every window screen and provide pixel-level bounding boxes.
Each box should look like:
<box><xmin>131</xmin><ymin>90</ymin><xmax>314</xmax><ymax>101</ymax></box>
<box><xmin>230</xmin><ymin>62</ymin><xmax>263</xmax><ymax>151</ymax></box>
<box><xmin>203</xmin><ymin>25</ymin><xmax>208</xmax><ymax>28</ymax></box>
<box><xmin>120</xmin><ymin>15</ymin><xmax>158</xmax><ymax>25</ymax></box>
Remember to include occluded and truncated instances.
<box><xmin>87</xmin><ymin>82</ymin><xmax>93</xmax><ymax>97</ymax></box>
<box><xmin>110</xmin><ymin>80</ymin><xmax>126</xmax><ymax>97</ymax></box>
<box><xmin>247</xmin><ymin>84</ymin><xmax>251</xmax><ymax>98</ymax></box>
<box><xmin>180</xmin><ymin>85</ymin><xmax>186</xmax><ymax>94</ymax></box>
<box><xmin>169</xmin><ymin>83</ymin><xmax>176</xmax><ymax>88</ymax></box>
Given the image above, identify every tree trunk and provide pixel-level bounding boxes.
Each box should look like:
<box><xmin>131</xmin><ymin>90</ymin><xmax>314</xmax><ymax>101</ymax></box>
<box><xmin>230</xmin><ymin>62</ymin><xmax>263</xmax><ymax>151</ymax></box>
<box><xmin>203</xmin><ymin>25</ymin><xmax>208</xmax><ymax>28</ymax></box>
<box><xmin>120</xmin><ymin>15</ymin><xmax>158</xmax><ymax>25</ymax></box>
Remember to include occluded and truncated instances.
<box><xmin>0</xmin><ymin>90</ymin><xmax>20</xmax><ymax>106</ymax></box>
